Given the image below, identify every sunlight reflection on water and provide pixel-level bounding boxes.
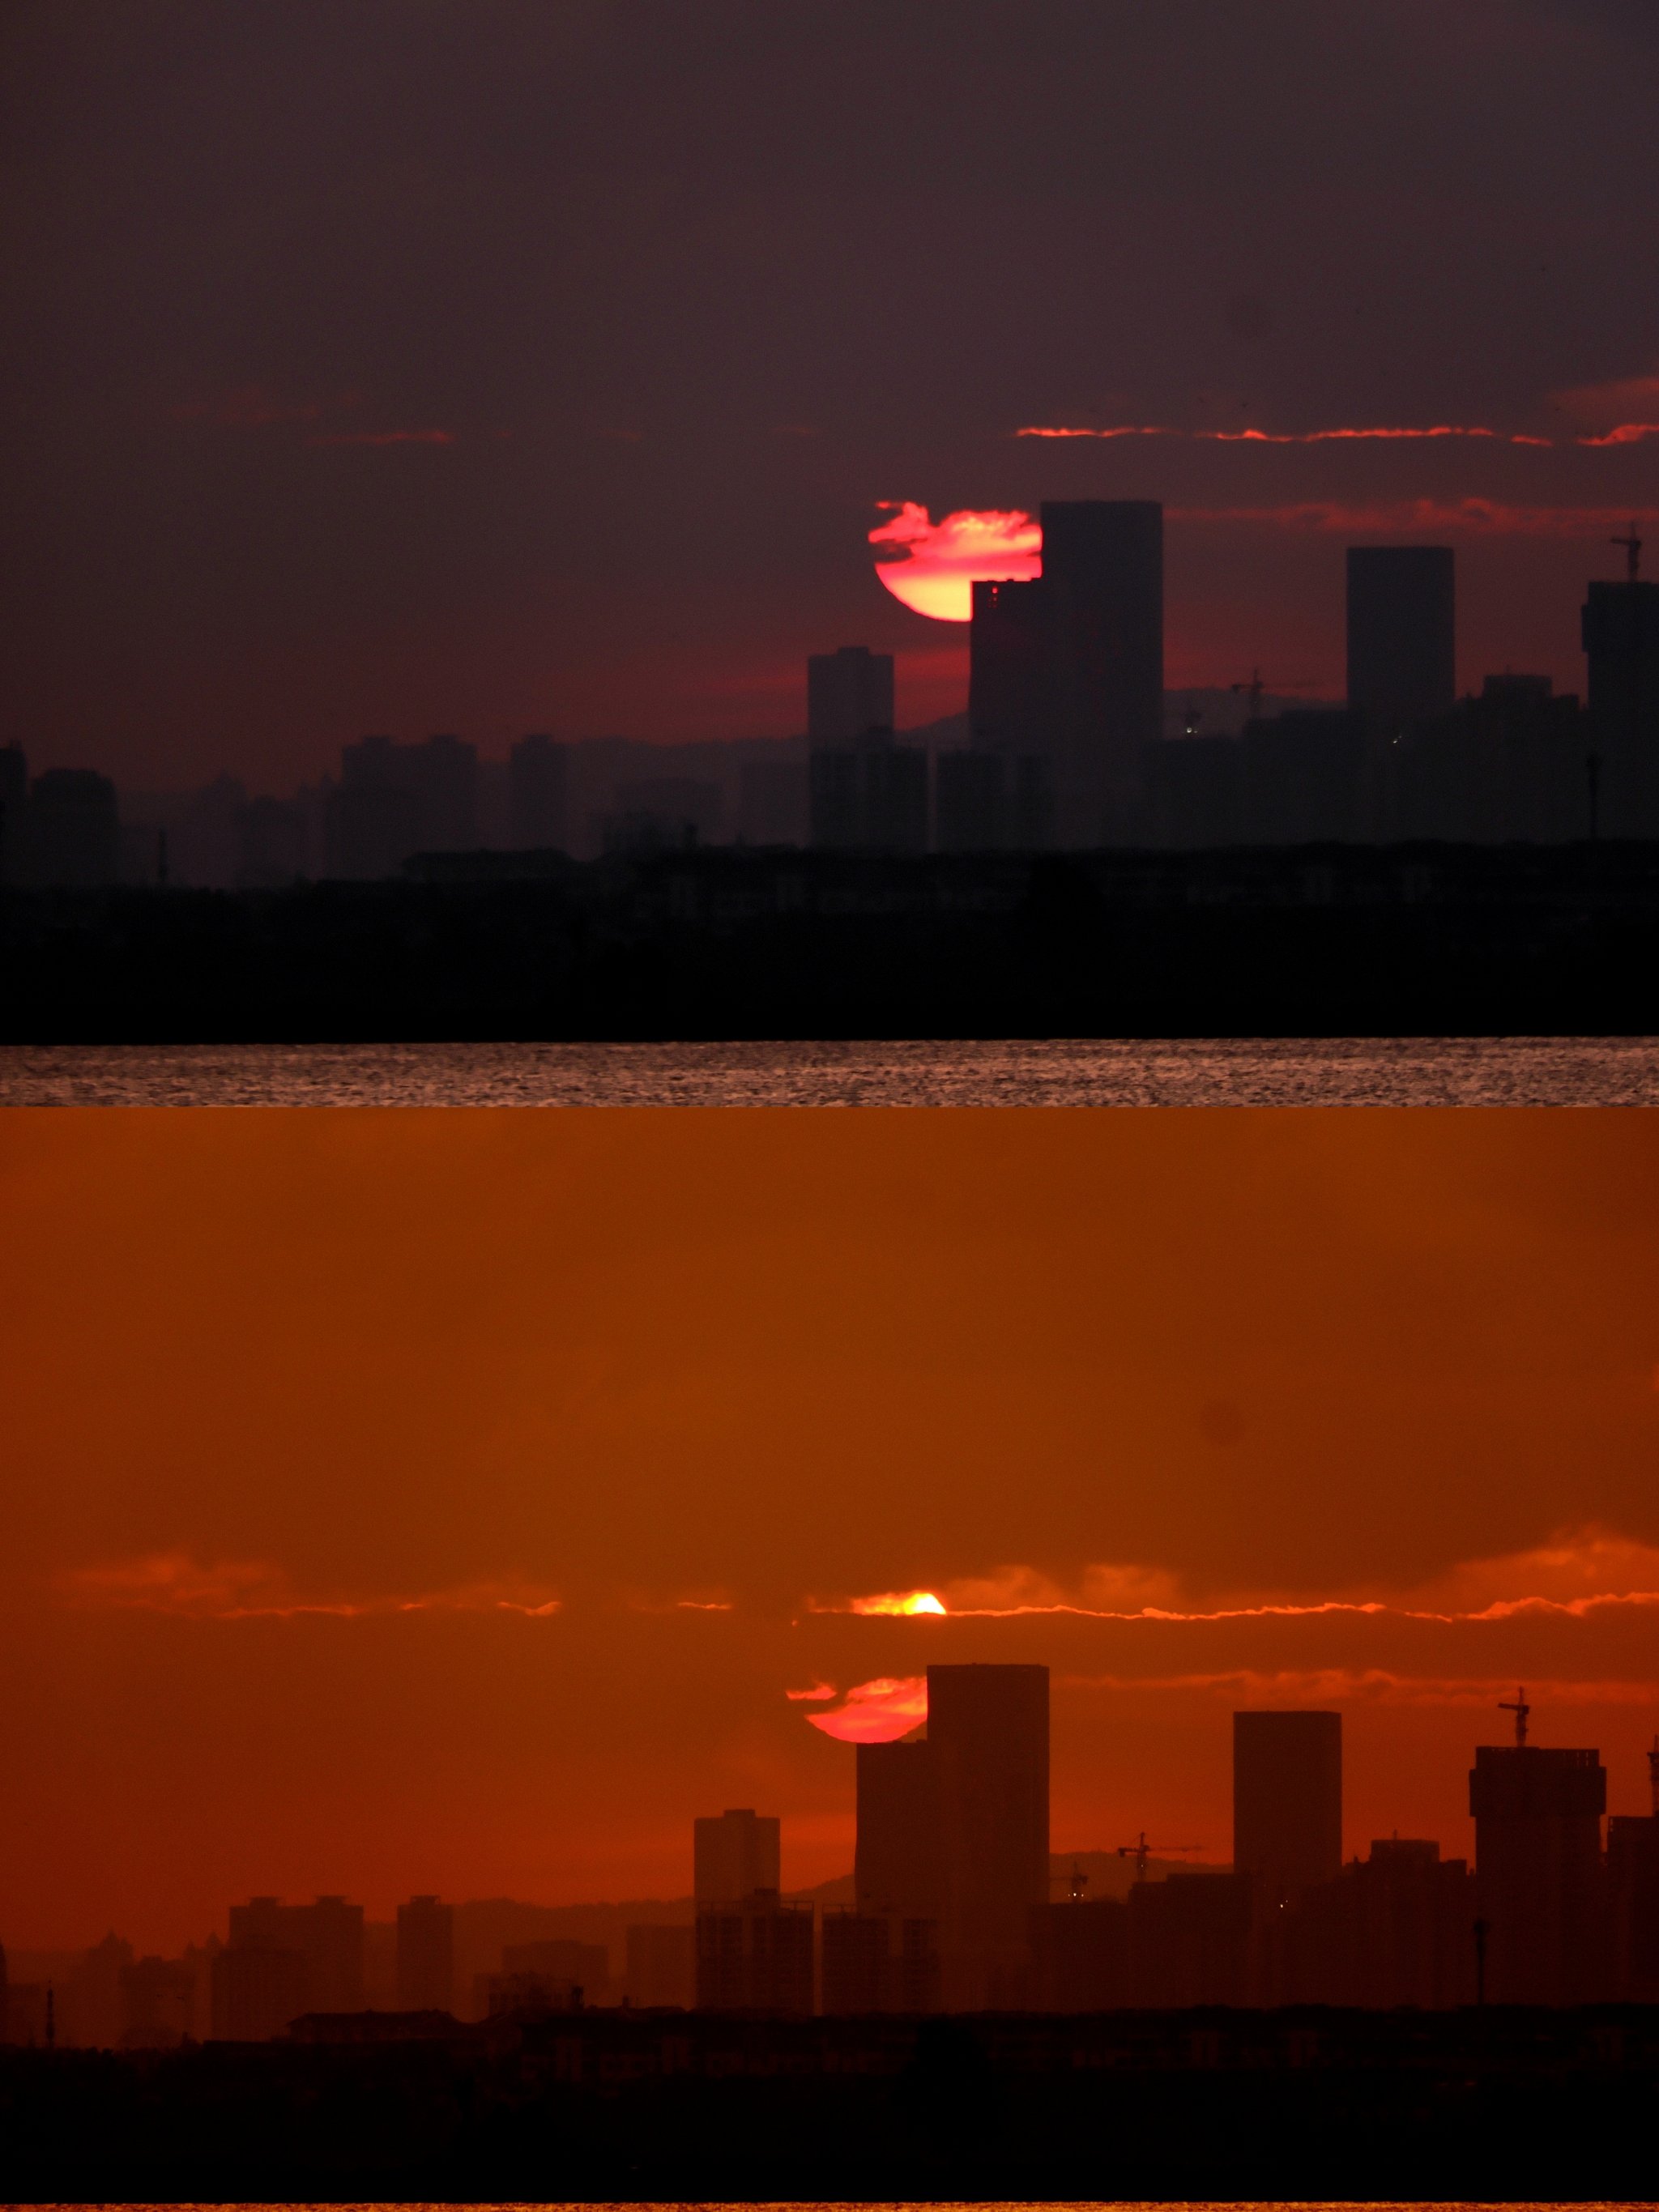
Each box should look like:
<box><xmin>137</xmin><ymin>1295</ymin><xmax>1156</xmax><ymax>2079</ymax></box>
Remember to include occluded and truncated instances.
<box><xmin>2</xmin><ymin>1037</ymin><xmax>1658</xmax><ymax>1106</ymax></box>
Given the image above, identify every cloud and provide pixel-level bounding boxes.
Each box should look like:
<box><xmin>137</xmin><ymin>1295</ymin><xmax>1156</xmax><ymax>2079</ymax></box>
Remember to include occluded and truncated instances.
<box><xmin>786</xmin><ymin>1680</ymin><xmax>838</xmax><ymax>1702</ymax></box>
<box><xmin>306</xmin><ymin>430</ymin><xmax>454</xmax><ymax>447</ymax></box>
<box><xmin>171</xmin><ymin>386</ymin><xmax>329</xmax><ymax>428</ymax></box>
<box><xmin>1017</xmin><ymin>422</ymin><xmax>1542</xmax><ymax>445</ymax></box>
<box><xmin>1169</xmin><ymin>499</ymin><xmax>1659</xmax><ymax>536</ymax></box>
<box><xmin>868</xmin><ymin>501</ymin><xmax>1040</xmax><ymax>623</ymax></box>
<box><xmin>57</xmin><ymin>1552</ymin><xmax>561</xmax><ymax>1620</ymax></box>
<box><xmin>810</xmin><ymin>1529</ymin><xmax>1659</xmax><ymax>1630</ymax></box>
<box><xmin>804</xmin><ymin>1674</ymin><xmax>928</xmax><ymax>1743</ymax></box>
<box><xmin>1061</xmin><ymin>1667</ymin><xmax>1659</xmax><ymax>1707</ymax></box>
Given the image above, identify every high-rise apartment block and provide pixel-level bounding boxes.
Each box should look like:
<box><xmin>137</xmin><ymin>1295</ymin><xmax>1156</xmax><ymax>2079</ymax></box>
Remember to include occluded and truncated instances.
<box><xmin>1581</xmin><ymin>560</ymin><xmax>1659</xmax><ymax>836</ymax></box>
<box><xmin>807</xmin><ymin>646</ymin><xmax>894</xmax><ymax>745</ymax></box>
<box><xmin>968</xmin><ymin>504</ymin><xmax>1162</xmax><ymax>846</ymax></box>
<box><xmin>928</xmin><ymin>1663</ymin><xmax>1050</xmax><ymax>2009</ymax></box>
<box><xmin>1469</xmin><ymin>1733</ymin><xmax>1606</xmax><ymax>2004</ymax></box>
<box><xmin>1233</xmin><ymin>1711</ymin><xmax>1343</xmax><ymax>1903</ymax></box>
<box><xmin>395</xmin><ymin>1894</ymin><xmax>454</xmax><ymax>2014</ymax></box>
<box><xmin>1346</xmin><ymin>546</ymin><xmax>1456</xmax><ymax>734</ymax></box>
<box><xmin>693</xmin><ymin>1808</ymin><xmax>780</xmax><ymax>1905</ymax></box>
<box><xmin>508</xmin><ymin>732</ymin><xmax>569</xmax><ymax>850</ymax></box>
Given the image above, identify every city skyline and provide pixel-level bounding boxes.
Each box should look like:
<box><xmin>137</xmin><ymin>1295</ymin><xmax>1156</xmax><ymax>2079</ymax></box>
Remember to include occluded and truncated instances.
<box><xmin>5</xmin><ymin>3</ymin><xmax>1659</xmax><ymax>785</ymax></box>
<box><xmin>5</xmin><ymin>1110</ymin><xmax>1659</xmax><ymax>1953</ymax></box>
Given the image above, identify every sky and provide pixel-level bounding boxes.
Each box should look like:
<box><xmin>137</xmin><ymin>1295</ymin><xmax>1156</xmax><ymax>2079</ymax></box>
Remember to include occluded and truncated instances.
<box><xmin>3</xmin><ymin>1107</ymin><xmax>1659</xmax><ymax>1950</ymax></box>
<box><xmin>3</xmin><ymin>0</ymin><xmax>1659</xmax><ymax>789</ymax></box>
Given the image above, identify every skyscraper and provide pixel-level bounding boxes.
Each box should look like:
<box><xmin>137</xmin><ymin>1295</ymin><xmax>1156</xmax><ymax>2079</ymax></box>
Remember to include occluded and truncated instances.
<box><xmin>928</xmin><ymin>1662</ymin><xmax>1049</xmax><ymax>2009</ymax></box>
<box><xmin>967</xmin><ymin>509</ymin><xmax>1161</xmax><ymax>846</ymax></box>
<box><xmin>508</xmin><ymin>732</ymin><xmax>569</xmax><ymax>850</ymax></box>
<box><xmin>1581</xmin><ymin>546</ymin><xmax>1659</xmax><ymax>836</ymax></box>
<box><xmin>1469</xmin><ymin>1708</ymin><xmax>1607</xmax><ymax>2004</ymax></box>
<box><xmin>395</xmin><ymin>1894</ymin><xmax>454</xmax><ymax>2014</ymax></box>
<box><xmin>807</xmin><ymin>646</ymin><xmax>894</xmax><ymax>745</ymax></box>
<box><xmin>693</xmin><ymin>1807</ymin><xmax>780</xmax><ymax>1905</ymax></box>
<box><xmin>1233</xmin><ymin>1710</ymin><xmax>1343</xmax><ymax>1903</ymax></box>
<box><xmin>1346</xmin><ymin>546</ymin><xmax>1456</xmax><ymax>734</ymax></box>
<box><xmin>1039</xmin><ymin>500</ymin><xmax>1163</xmax><ymax>842</ymax></box>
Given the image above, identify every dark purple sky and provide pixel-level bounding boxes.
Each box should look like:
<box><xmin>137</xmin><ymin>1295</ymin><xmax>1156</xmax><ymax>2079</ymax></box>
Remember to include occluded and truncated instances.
<box><xmin>4</xmin><ymin>0</ymin><xmax>1659</xmax><ymax>789</ymax></box>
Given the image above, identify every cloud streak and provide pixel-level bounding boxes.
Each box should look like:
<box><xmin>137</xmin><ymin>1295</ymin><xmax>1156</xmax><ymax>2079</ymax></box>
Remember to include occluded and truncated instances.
<box><xmin>58</xmin><ymin>1552</ymin><xmax>561</xmax><ymax>1620</ymax></box>
<box><xmin>805</xmin><ymin>1674</ymin><xmax>928</xmax><ymax>1743</ymax></box>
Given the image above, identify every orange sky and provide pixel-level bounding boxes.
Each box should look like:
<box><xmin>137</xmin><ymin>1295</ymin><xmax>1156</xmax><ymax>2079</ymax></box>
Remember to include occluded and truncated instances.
<box><xmin>4</xmin><ymin>1109</ymin><xmax>1659</xmax><ymax>1950</ymax></box>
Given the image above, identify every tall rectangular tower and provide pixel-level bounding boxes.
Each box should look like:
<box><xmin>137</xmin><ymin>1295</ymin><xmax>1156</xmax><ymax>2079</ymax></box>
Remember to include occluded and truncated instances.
<box><xmin>1038</xmin><ymin>501</ymin><xmax>1163</xmax><ymax>843</ymax></box>
<box><xmin>1346</xmin><ymin>546</ymin><xmax>1456</xmax><ymax>733</ymax></box>
<box><xmin>1582</xmin><ymin>572</ymin><xmax>1659</xmax><ymax>835</ymax></box>
<box><xmin>693</xmin><ymin>1807</ymin><xmax>781</xmax><ymax>1905</ymax></box>
<box><xmin>855</xmin><ymin>1736</ymin><xmax>939</xmax><ymax>1919</ymax></box>
<box><xmin>927</xmin><ymin>1663</ymin><xmax>1049</xmax><ymax>2008</ymax></box>
<box><xmin>1233</xmin><ymin>1710</ymin><xmax>1342</xmax><ymax>1903</ymax></box>
<box><xmin>1469</xmin><ymin>1737</ymin><xmax>1606</xmax><ymax>2003</ymax></box>
<box><xmin>807</xmin><ymin>646</ymin><xmax>895</xmax><ymax>745</ymax></box>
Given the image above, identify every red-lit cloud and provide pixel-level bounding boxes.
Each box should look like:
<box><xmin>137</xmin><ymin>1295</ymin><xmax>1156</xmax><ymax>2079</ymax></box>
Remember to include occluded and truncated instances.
<box><xmin>58</xmin><ymin>1552</ymin><xmax>561</xmax><ymax>1619</ymax></box>
<box><xmin>1017</xmin><ymin>422</ymin><xmax>1544</xmax><ymax>446</ymax></box>
<box><xmin>869</xmin><ymin>501</ymin><xmax>1040</xmax><ymax>622</ymax></box>
<box><xmin>804</xmin><ymin>1675</ymin><xmax>929</xmax><ymax>1743</ymax></box>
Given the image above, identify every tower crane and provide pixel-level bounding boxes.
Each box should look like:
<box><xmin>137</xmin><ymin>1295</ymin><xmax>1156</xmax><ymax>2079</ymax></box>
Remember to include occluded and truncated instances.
<box><xmin>1115</xmin><ymin>1831</ymin><xmax>1203</xmax><ymax>1882</ymax></box>
<box><xmin>1499</xmin><ymin>1686</ymin><xmax>1531</xmax><ymax>1747</ymax></box>
<box><xmin>1612</xmin><ymin>522</ymin><xmax>1644</xmax><ymax>582</ymax></box>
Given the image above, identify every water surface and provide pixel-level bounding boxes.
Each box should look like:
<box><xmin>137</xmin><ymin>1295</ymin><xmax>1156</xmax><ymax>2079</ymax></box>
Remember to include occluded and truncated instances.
<box><xmin>2</xmin><ymin>1037</ymin><xmax>1657</xmax><ymax>1106</ymax></box>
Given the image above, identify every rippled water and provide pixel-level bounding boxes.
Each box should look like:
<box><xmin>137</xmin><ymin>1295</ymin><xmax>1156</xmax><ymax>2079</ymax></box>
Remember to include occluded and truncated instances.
<box><xmin>1</xmin><ymin>1036</ymin><xmax>1657</xmax><ymax>1106</ymax></box>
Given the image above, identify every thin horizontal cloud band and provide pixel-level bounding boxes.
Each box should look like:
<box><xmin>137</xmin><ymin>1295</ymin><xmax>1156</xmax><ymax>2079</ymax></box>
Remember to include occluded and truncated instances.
<box><xmin>1015</xmin><ymin>423</ymin><xmax>1659</xmax><ymax>448</ymax></box>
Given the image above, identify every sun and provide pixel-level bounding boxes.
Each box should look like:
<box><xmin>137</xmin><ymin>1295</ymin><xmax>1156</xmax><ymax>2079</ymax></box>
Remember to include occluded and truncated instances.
<box><xmin>869</xmin><ymin>501</ymin><xmax>1042</xmax><ymax>621</ymax></box>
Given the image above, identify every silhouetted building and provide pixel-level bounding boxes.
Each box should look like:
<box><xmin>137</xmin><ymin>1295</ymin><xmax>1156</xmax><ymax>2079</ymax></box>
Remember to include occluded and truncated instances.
<box><xmin>1127</xmin><ymin>1869</ymin><xmax>1253</xmax><ymax>2006</ymax></box>
<box><xmin>855</xmin><ymin>1737</ymin><xmax>938</xmax><ymax>1920</ymax></box>
<box><xmin>330</xmin><ymin>734</ymin><xmax>480</xmax><ymax>876</ymax></box>
<box><xmin>808</xmin><ymin>646</ymin><xmax>894</xmax><ymax>745</ymax></box>
<box><xmin>970</xmin><ymin>579</ymin><xmax>1050</xmax><ymax>758</ymax></box>
<box><xmin>1142</xmin><ymin>735</ymin><xmax>1245</xmax><ymax>849</ymax></box>
<box><xmin>395</xmin><ymin>1895</ymin><xmax>454</xmax><ymax>2014</ymax></box>
<box><xmin>1041</xmin><ymin>501</ymin><xmax>1163</xmax><ymax>842</ymax></box>
<box><xmin>28</xmin><ymin>767</ymin><xmax>120</xmax><ymax>887</ymax></box>
<box><xmin>695</xmin><ymin>1809</ymin><xmax>781</xmax><ymax>1905</ymax></box>
<box><xmin>0</xmin><ymin>744</ymin><xmax>27</xmax><ymax>882</ymax></box>
<box><xmin>1581</xmin><ymin>561</ymin><xmax>1659</xmax><ymax>836</ymax></box>
<box><xmin>928</xmin><ymin>1663</ymin><xmax>1050</xmax><ymax>2010</ymax></box>
<box><xmin>694</xmin><ymin>1891</ymin><xmax>813</xmax><ymax>2014</ymax></box>
<box><xmin>509</xmin><ymin>732</ymin><xmax>569</xmax><ymax>850</ymax></box>
<box><xmin>625</xmin><ymin>1921</ymin><xmax>694</xmax><ymax>2007</ymax></box>
<box><xmin>1029</xmin><ymin>1895</ymin><xmax>1128</xmax><ymax>2010</ymax></box>
<box><xmin>1282</xmin><ymin>1838</ymin><xmax>1476</xmax><ymax>2009</ymax></box>
<box><xmin>480</xmin><ymin>1971</ymin><xmax>583</xmax><ymax>2016</ymax></box>
<box><xmin>738</xmin><ymin>755</ymin><xmax>808</xmax><ymax>846</ymax></box>
<box><xmin>821</xmin><ymin>1908</ymin><xmax>889</xmax><ymax>2014</ymax></box>
<box><xmin>808</xmin><ymin>741</ymin><xmax>928</xmax><ymax>852</ymax></box>
<box><xmin>62</xmin><ymin>1933</ymin><xmax>130</xmax><ymax>2048</ymax></box>
<box><xmin>211</xmin><ymin>1944</ymin><xmax>308</xmax><ymax>2041</ymax></box>
<box><xmin>936</xmin><ymin>750</ymin><xmax>1005</xmax><ymax>850</ymax></box>
<box><xmin>602</xmin><ymin>775</ymin><xmax>723</xmax><ymax>853</ymax></box>
<box><xmin>1347</xmin><ymin>546</ymin><xmax>1456</xmax><ymax>735</ymax></box>
<box><xmin>225</xmin><ymin>1896</ymin><xmax>365</xmax><ymax>2018</ymax></box>
<box><xmin>1242</xmin><ymin>710</ymin><xmax>1367</xmax><ymax>842</ymax></box>
<box><xmin>1606</xmin><ymin>1808</ymin><xmax>1659</xmax><ymax>2001</ymax></box>
<box><xmin>1384</xmin><ymin>674</ymin><xmax>1589</xmax><ymax>843</ymax></box>
<box><xmin>1234</xmin><ymin>1711</ymin><xmax>1342</xmax><ymax>1907</ymax></box>
<box><xmin>119</xmin><ymin>1956</ymin><xmax>196</xmax><ymax>2048</ymax></box>
<box><xmin>501</xmin><ymin>1938</ymin><xmax>609</xmax><ymax>2005</ymax></box>
<box><xmin>1469</xmin><ymin>1723</ymin><xmax>1606</xmax><ymax>2005</ymax></box>
<box><xmin>236</xmin><ymin>793</ymin><xmax>311</xmax><ymax>886</ymax></box>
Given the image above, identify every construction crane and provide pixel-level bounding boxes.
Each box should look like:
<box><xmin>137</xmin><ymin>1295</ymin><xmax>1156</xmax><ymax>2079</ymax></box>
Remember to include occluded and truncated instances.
<box><xmin>1499</xmin><ymin>1686</ymin><xmax>1531</xmax><ymax>1747</ymax></box>
<box><xmin>1115</xmin><ymin>1831</ymin><xmax>1202</xmax><ymax>1882</ymax></box>
<box><xmin>1066</xmin><ymin>1861</ymin><xmax>1091</xmax><ymax>1902</ymax></box>
<box><xmin>1612</xmin><ymin>522</ymin><xmax>1644</xmax><ymax>582</ymax></box>
<box><xmin>1648</xmin><ymin>1734</ymin><xmax>1658</xmax><ymax>1816</ymax></box>
<box><xmin>1229</xmin><ymin>669</ymin><xmax>1319</xmax><ymax>721</ymax></box>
